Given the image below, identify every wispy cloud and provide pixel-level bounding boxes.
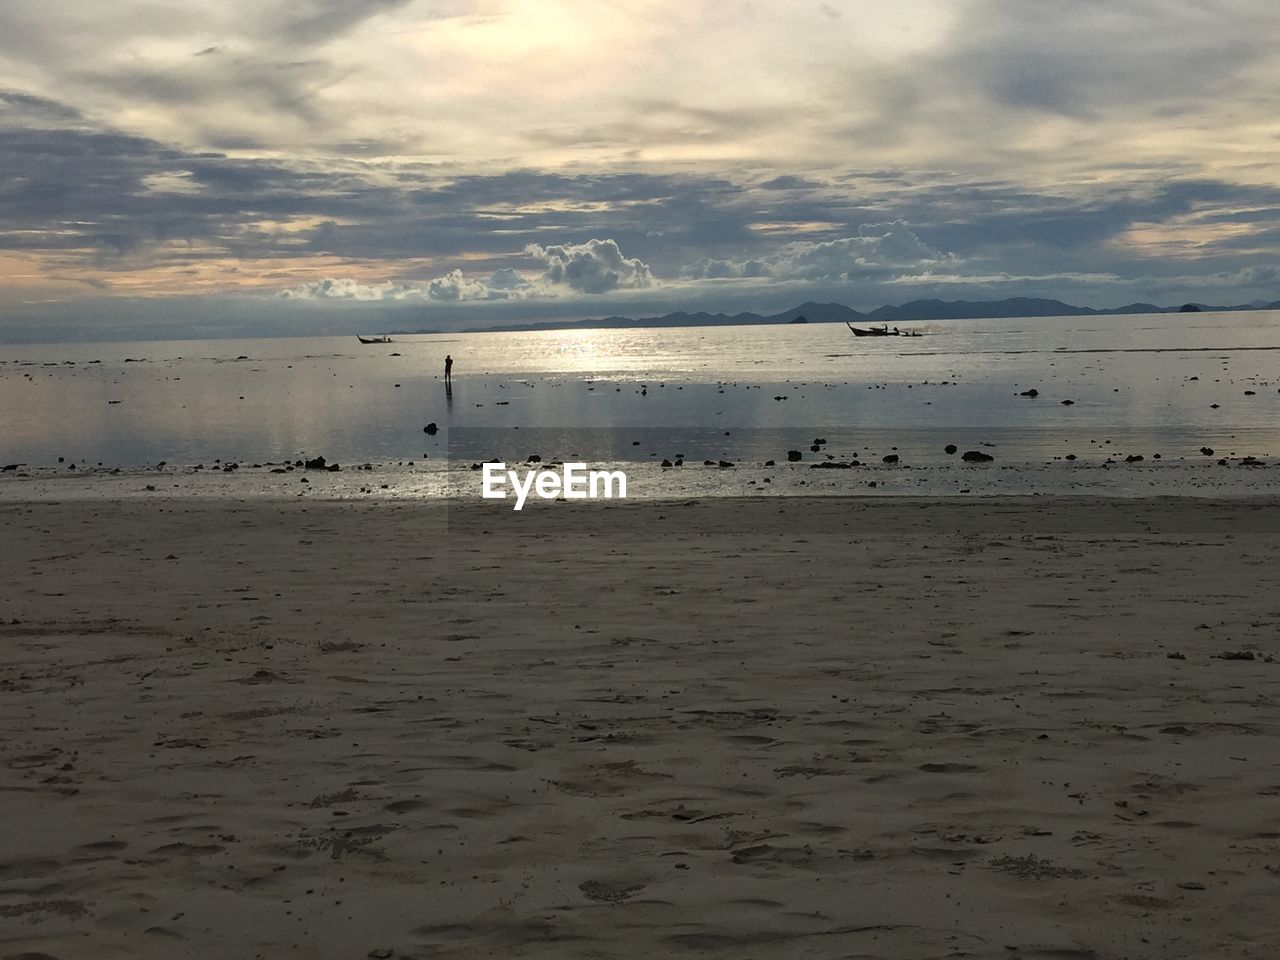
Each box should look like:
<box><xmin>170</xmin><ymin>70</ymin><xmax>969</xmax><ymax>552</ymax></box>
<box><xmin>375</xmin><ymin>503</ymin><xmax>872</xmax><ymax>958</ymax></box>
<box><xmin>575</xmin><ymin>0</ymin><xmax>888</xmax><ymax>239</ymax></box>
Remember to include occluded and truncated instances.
<box><xmin>683</xmin><ymin>223</ymin><xmax>953</xmax><ymax>281</ymax></box>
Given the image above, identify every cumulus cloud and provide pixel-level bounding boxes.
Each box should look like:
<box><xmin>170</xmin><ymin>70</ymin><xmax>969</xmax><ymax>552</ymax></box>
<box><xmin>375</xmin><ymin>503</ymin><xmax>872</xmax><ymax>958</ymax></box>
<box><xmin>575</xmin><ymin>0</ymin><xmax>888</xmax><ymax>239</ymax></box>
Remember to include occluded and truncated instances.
<box><xmin>683</xmin><ymin>221</ymin><xmax>952</xmax><ymax>281</ymax></box>
<box><xmin>277</xmin><ymin>240</ymin><xmax>655</xmax><ymax>303</ymax></box>
<box><xmin>525</xmin><ymin>238</ymin><xmax>654</xmax><ymax>294</ymax></box>
<box><xmin>421</xmin><ymin>240</ymin><xmax>654</xmax><ymax>301</ymax></box>
<box><xmin>426</xmin><ymin>269</ymin><xmax>491</xmax><ymax>301</ymax></box>
<box><xmin>280</xmin><ymin>266</ymin><xmax>544</xmax><ymax>303</ymax></box>
<box><xmin>277</xmin><ymin>277</ymin><xmax>406</xmax><ymax>300</ymax></box>
<box><xmin>277</xmin><ymin>229</ymin><xmax>955</xmax><ymax>305</ymax></box>
<box><xmin>425</xmin><ymin>267</ymin><xmax>535</xmax><ymax>301</ymax></box>
<box><xmin>683</xmin><ymin>257</ymin><xmax>771</xmax><ymax>280</ymax></box>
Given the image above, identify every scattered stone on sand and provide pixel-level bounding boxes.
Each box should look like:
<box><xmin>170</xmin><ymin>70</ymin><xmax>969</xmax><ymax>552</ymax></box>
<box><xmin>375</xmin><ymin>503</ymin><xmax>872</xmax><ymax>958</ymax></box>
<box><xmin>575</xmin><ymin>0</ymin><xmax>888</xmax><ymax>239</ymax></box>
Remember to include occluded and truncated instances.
<box><xmin>424</xmin><ymin>422</ymin><xmax>438</xmax><ymax>435</ymax></box>
<box><xmin>1200</xmin><ymin>447</ymin><xmax>1215</xmax><ymax>456</ymax></box>
<box><xmin>944</xmin><ymin>444</ymin><xmax>957</xmax><ymax>455</ymax></box>
<box><xmin>1019</xmin><ymin>389</ymin><xmax>1039</xmax><ymax>397</ymax></box>
<box><xmin>1214</xmin><ymin>650</ymin><xmax>1256</xmax><ymax>661</ymax></box>
<box><xmin>304</xmin><ymin>456</ymin><xmax>327</xmax><ymax>470</ymax></box>
<box><xmin>882</xmin><ymin>454</ymin><xmax>899</xmax><ymax>464</ymax></box>
<box><xmin>787</xmin><ymin>450</ymin><xmax>803</xmax><ymax>462</ymax></box>
<box><xmin>962</xmin><ymin>450</ymin><xmax>994</xmax><ymax>463</ymax></box>
<box><xmin>1061</xmin><ymin>399</ymin><xmax>1076</xmax><ymax>405</ymax></box>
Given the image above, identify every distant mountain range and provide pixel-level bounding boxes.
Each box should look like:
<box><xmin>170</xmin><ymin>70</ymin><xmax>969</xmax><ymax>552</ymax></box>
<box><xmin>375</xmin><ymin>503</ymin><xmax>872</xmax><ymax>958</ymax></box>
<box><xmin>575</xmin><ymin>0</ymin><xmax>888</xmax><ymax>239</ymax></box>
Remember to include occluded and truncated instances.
<box><xmin>463</xmin><ymin>296</ymin><xmax>1280</xmax><ymax>334</ymax></box>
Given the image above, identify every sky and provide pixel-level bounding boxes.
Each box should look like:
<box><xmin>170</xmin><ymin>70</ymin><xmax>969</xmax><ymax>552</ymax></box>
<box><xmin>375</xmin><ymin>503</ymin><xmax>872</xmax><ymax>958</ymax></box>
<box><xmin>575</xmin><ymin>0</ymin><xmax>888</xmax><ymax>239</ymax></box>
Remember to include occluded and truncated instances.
<box><xmin>3</xmin><ymin>0</ymin><xmax>1280</xmax><ymax>340</ymax></box>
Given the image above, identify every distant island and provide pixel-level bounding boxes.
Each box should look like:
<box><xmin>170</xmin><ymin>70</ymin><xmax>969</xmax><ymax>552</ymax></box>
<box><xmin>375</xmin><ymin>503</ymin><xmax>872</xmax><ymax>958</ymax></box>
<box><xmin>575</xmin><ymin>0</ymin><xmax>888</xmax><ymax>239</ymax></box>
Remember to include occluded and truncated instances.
<box><xmin>451</xmin><ymin>296</ymin><xmax>1280</xmax><ymax>335</ymax></box>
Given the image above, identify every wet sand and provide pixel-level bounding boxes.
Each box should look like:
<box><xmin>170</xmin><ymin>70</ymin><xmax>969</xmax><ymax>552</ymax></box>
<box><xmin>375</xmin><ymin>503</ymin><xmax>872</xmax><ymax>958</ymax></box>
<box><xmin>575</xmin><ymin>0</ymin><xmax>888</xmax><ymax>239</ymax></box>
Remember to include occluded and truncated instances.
<box><xmin>2</xmin><ymin>496</ymin><xmax>1278</xmax><ymax>959</ymax></box>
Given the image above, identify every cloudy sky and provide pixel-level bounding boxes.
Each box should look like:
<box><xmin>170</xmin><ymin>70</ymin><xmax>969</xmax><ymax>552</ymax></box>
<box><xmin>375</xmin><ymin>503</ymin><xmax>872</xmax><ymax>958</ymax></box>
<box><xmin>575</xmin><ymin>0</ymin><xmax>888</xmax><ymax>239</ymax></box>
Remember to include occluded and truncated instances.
<box><xmin>3</xmin><ymin>0</ymin><xmax>1280</xmax><ymax>339</ymax></box>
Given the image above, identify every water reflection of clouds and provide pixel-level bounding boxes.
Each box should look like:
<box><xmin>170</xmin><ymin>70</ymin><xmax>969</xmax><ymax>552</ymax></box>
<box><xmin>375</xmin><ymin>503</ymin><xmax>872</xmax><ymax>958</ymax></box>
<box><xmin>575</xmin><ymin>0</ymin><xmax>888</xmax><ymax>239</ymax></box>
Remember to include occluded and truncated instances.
<box><xmin>2</xmin><ymin>313</ymin><xmax>1279</xmax><ymax>466</ymax></box>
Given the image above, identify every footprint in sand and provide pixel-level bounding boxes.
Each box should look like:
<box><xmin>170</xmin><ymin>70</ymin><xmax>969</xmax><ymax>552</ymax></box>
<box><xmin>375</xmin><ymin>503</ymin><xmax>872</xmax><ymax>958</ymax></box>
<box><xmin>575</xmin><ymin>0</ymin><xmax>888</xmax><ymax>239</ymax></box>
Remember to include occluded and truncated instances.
<box><xmin>148</xmin><ymin>842</ymin><xmax>225</xmax><ymax>857</ymax></box>
<box><xmin>309</xmin><ymin>787</ymin><xmax>361</xmax><ymax>808</ymax></box>
<box><xmin>918</xmin><ymin>762</ymin><xmax>981</xmax><ymax>773</ymax></box>
<box><xmin>579</xmin><ymin>879</ymin><xmax>647</xmax><ymax>902</ymax></box>
<box><xmin>382</xmin><ymin>799</ymin><xmax>430</xmax><ymax>814</ymax></box>
<box><xmin>76</xmin><ymin>840</ymin><xmax>128</xmax><ymax>853</ymax></box>
<box><xmin>0</xmin><ymin>899</ymin><xmax>91</xmax><ymax>920</ymax></box>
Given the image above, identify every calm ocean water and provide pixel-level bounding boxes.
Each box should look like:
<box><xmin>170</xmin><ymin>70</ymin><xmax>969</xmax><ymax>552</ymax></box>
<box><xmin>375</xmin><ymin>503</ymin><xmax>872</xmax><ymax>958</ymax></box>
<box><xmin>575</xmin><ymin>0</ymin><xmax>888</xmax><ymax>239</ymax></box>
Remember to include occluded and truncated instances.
<box><xmin>2</xmin><ymin>311</ymin><xmax>1278</xmax><ymax>496</ymax></box>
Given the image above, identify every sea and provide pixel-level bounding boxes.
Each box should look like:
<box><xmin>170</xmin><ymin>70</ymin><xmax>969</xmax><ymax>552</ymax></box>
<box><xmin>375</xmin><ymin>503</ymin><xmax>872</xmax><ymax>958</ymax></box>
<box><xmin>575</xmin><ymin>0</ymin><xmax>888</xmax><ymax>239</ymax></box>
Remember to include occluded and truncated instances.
<box><xmin>2</xmin><ymin>310</ymin><xmax>1278</xmax><ymax>499</ymax></box>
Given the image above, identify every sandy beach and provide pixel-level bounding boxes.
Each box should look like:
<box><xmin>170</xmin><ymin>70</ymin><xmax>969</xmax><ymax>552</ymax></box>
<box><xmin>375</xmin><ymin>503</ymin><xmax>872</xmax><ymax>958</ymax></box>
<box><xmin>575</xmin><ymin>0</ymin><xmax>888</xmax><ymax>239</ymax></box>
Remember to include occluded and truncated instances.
<box><xmin>1</xmin><ymin>495</ymin><xmax>1278</xmax><ymax>959</ymax></box>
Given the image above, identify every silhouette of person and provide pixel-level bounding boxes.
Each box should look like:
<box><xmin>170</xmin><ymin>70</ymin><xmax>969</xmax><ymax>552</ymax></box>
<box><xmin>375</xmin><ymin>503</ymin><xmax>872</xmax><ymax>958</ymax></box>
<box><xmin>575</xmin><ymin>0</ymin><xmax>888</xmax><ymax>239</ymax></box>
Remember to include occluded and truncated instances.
<box><xmin>444</xmin><ymin>354</ymin><xmax>453</xmax><ymax>385</ymax></box>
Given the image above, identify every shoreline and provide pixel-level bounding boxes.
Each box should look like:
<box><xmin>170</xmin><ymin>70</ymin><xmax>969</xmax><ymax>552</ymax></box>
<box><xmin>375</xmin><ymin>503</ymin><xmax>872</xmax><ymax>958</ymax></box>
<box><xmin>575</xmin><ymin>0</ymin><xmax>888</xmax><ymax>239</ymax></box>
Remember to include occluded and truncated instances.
<box><xmin>3</xmin><ymin>457</ymin><xmax>1279</xmax><ymax>503</ymax></box>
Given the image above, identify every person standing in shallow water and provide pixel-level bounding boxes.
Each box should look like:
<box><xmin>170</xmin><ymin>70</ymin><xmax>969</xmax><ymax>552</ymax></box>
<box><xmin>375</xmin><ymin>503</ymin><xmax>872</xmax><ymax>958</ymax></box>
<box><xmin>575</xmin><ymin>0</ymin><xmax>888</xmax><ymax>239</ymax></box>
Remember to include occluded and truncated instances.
<box><xmin>444</xmin><ymin>354</ymin><xmax>453</xmax><ymax>386</ymax></box>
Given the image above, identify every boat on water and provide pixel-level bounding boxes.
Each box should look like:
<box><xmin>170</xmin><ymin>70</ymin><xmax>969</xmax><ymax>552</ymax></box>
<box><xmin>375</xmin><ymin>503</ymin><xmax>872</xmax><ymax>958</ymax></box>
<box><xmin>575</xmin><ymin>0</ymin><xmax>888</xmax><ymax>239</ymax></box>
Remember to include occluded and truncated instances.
<box><xmin>356</xmin><ymin>334</ymin><xmax>394</xmax><ymax>344</ymax></box>
<box><xmin>846</xmin><ymin>323</ymin><xmax>923</xmax><ymax>338</ymax></box>
<box><xmin>847</xmin><ymin>323</ymin><xmax>895</xmax><ymax>337</ymax></box>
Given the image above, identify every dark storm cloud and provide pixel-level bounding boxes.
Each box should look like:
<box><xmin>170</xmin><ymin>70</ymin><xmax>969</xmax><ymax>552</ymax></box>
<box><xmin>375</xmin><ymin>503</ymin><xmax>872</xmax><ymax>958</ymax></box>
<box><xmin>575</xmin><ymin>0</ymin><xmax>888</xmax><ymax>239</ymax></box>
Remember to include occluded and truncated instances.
<box><xmin>2</xmin><ymin>94</ymin><xmax>1277</xmax><ymax>284</ymax></box>
<box><xmin>0</xmin><ymin>91</ymin><xmax>85</xmax><ymax>124</ymax></box>
<box><xmin>954</xmin><ymin>0</ymin><xmax>1270</xmax><ymax>116</ymax></box>
<box><xmin>758</xmin><ymin>176</ymin><xmax>825</xmax><ymax>192</ymax></box>
<box><xmin>0</xmin><ymin>95</ymin><xmax>757</xmax><ymax>274</ymax></box>
<box><xmin>4</xmin><ymin>82</ymin><xmax>1280</xmax><ymax>324</ymax></box>
<box><xmin>827</xmin><ymin>0</ymin><xmax>1280</xmax><ymax>164</ymax></box>
<box><xmin>262</xmin><ymin>0</ymin><xmax>419</xmax><ymax>44</ymax></box>
<box><xmin>68</xmin><ymin>55</ymin><xmax>338</xmax><ymax>137</ymax></box>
